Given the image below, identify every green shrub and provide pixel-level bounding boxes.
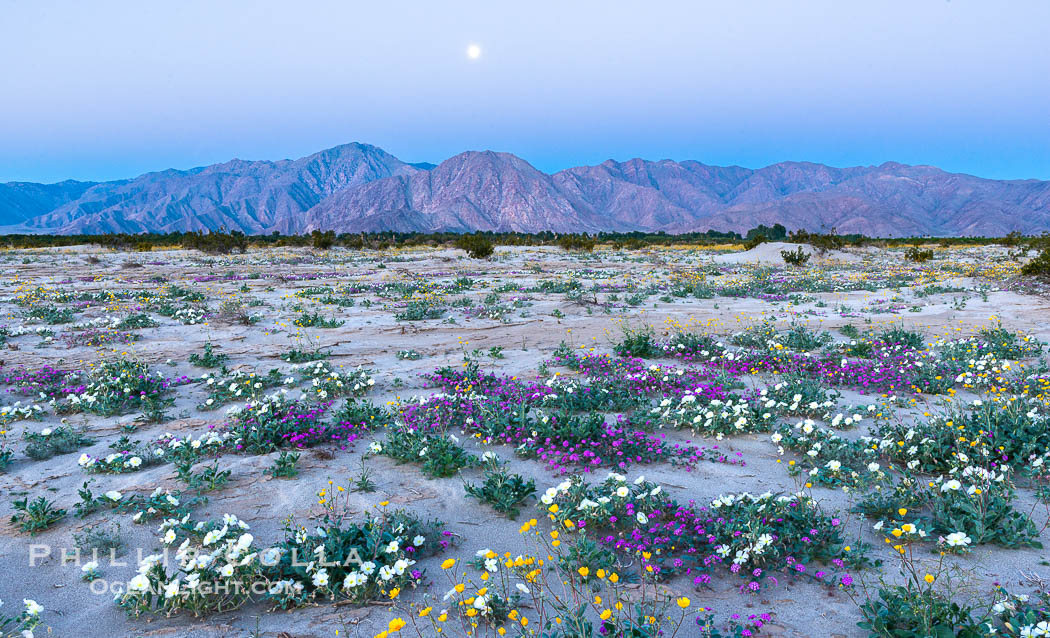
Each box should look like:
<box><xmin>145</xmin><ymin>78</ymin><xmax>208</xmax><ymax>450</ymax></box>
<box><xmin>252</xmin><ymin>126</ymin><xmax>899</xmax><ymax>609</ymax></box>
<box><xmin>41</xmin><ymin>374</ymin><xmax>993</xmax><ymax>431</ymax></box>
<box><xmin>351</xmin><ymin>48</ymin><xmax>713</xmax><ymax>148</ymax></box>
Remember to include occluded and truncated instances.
<box><xmin>858</xmin><ymin>584</ymin><xmax>985</xmax><ymax>637</ymax></box>
<box><xmin>11</xmin><ymin>494</ymin><xmax>66</xmax><ymax>534</ymax></box>
<box><xmin>454</xmin><ymin>234</ymin><xmax>495</xmax><ymax>259</ymax></box>
<box><xmin>781</xmin><ymin>246</ymin><xmax>812</xmax><ymax>267</ymax></box>
<box><xmin>791</xmin><ymin>229</ymin><xmax>849</xmax><ymax>252</ymax></box>
<box><xmin>557</xmin><ymin>536</ymin><xmax>624</xmax><ymax>583</ymax></box>
<box><xmin>24</xmin><ymin>425</ymin><xmax>94</xmax><ymax>461</ymax></box>
<box><xmin>464</xmin><ymin>456</ymin><xmax>536</xmax><ymax>518</ymax></box>
<box><xmin>975</xmin><ymin>322</ymin><xmax>1044</xmax><ymax>359</ymax></box>
<box><xmin>311</xmin><ymin>229</ymin><xmax>336</xmax><ymax>250</ymax></box>
<box><xmin>295</xmin><ymin>311</ymin><xmax>344</xmax><ymax>328</ymax></box>
<box><xmin>613</xmin><ymin>324</ymin><xmax>658</xmax><ymax>358</ymax></box>
<box><xmin>878</xmin><ymin>326</ymin><xmax>924</xmax><ymax>350</ymax></box>
<box><xmin>188</xmin><ymin>342</ymin><xmax>229</xmax><ymax>368</ymax></box>
<box><xmin>379</xmin><ymin>427</ymin><xmax>475</xmax><ymax>478</ymax></box>
<box><xmin>267</xmin><ymin>451</ymin><xmax>300</xmax><ymax>478</ymax></box>
<box><xmin>905</xmin><ymin>247</ymin><xmax>934</xmax><ymax>262</ymax></box>
<box><xmin>1021</xmin><ymin>248</ymin><xmax>1050</xmax><ymax>278</ymax></box>
<box><xmin>73</xmin><ymin>481</ymin><xmax>122</xmax><ymax>518</ymax></box>
<box><xmin>395</xmin><ymin>299</ymin><xmax>445</xmax><ymax>321</ymax></box>
<box><xmin>281</xmin><ymin>348</ymin><xmax>330</xmax><ymax>363</ymax></box>
<box><xmin>117</xmin><ymin>313</ymin><xmax>159</xmax><ymax>330</ymax></box>
<box><xmin>24</xmin><ymin>305</ymin><xmax>75</xmax><ymax>324</ymax></box>
<box><xmin>182</xmin><ymin>230</ymin><xmax>248</xmax><ymax>254</ymax></box>
<box><xmin>175</xmin><ymin>460</ymin><xmax>231</xmax><ymax>494</ymax></box>
<box><xmin>73</xmin><ymin>522</ymin><xmax>125</xmax><ymax>556</ymax></box>
<box><xmin>557</xmin><ymin>235</ymin><xmax>596</xmax><ymax>252</ymax></box>
<box><xmin>743</xmin><ymin>234</ymin><xmax>767</xmax><ymax>250</ymax></box>
<box><xmin>732</xmin><ymin>320</ymin><xmax>831</xmax><ymax>352</ymax></box>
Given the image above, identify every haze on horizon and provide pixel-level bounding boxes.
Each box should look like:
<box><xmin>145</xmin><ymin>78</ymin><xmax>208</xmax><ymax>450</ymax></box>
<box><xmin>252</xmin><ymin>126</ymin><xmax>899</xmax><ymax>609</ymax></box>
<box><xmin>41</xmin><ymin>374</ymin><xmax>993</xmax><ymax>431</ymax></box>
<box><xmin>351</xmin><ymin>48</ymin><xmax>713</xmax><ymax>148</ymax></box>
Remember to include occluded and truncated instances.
<box><xmin>1</xmin><ymin>0</ymin><xmax>1048</xmax><ymax>184</ymax></box>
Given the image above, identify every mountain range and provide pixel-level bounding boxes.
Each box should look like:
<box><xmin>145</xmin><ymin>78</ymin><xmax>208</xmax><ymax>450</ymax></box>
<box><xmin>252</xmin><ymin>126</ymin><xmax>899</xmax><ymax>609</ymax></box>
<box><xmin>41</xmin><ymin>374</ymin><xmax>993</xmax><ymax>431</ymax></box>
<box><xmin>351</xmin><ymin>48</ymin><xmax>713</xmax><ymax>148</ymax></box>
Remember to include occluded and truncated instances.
<box><xmin>3</xmin><ymin>143</ymin><xmax>1049</xmax><ymax>237</ymax></box>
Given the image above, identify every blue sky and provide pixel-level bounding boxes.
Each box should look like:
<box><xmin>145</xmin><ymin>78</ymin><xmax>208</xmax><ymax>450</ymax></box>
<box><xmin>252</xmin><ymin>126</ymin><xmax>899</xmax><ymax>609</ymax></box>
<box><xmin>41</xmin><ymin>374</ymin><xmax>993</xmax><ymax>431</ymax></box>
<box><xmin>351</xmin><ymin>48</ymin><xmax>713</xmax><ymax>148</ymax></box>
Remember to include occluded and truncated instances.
<box><xmin>2</xmin><ymin>0</ymin><xmax>1048</xmax><ymax>183</ymax></box>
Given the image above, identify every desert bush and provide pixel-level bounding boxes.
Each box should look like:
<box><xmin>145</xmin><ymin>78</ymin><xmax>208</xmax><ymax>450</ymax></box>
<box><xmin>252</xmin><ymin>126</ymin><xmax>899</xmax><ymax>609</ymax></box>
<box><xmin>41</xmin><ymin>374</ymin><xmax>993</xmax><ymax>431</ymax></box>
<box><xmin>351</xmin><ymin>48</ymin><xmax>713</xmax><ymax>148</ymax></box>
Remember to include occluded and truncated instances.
<box><xmin>612</xmin><ymin>323</ymin><xmax>658</xmax><ymax>358</ymax></box>
<box><xmin>732</xmin><ymin>320</ymin><xmax>831</xmax><ymax>352</ymax></box>
<box><xmin>217</xmin><ymin>300</ymin><xmax>256</xmax><ymax>325</ymax></box>
<box><xmin>198</xmin><ymin>368</ymin><xmax>283</xmax><ymax>409</ymax></box>
<box><xmin>175</xmin><ymin>459</ymin><xmax>232</xmax><ymax>493</ymax></box>
<box><xmin>74</xmin><ymin>522</ymin><xmax>125</xmax><ymax>556</ymax></box>
<box><xmin>905</xmin><ymin>246</ymin><xmax>934</xmax><ymax>262</ymax></box>
<box><xmin>791</xmin><ymin>228</ymin><xmax>850</xmax><ymax>252</ymax></box>
<box><xmin>182</xmin><ymin>230</ymin><xmax>248</xmax><ymax>254</ymax></box>
<box><xmin>858</xmin><ymin>584</ymin><xmax>985</xmax><ymax>637</ymax></box>
<box><xmin>781</xmin><ymin>246</ymin><xmax>812</xmax><ymax>266</ymax></box>
<box><xmin>974</xmin><ymin>322</ymin><xmax>1044</xmax><ymax>359</ymax></box>
<box><xmin>1021</xmin><ymin>248</ymin><xmax>1050</xmax><ymax>278</ymax></box>
<box><xmin>118</xmin><ymin>487</ymin><xmax>195</xmax><ymax>523</ymax></box>
<box><xmin>311</xmin><ymin>229</ymin><xmax>336</xmax><ymax>250</ymax></box>
<box><xmin>454</xmin><ymin>234</ymin><xmax>495</xmax><ymax>259</ymax></box>
<box><xmin>557</xmin><ymin>234</ymin><xmax>596</xmax><ymax>252</ymax></box>
<box><xmin>744</xmin><ymin>234</ymin><xmax>768</xmax><ymax>250</ymax></box>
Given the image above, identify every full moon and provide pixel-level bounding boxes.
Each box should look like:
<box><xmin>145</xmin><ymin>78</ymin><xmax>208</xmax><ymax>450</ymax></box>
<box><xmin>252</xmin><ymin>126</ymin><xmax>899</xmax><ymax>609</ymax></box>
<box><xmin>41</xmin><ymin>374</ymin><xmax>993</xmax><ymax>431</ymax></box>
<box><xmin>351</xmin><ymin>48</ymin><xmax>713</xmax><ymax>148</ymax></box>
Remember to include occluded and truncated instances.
<box><xmin>466</xmin><ymin>44</ymin><xmax>481</xmax><ymax>60</ymax></box>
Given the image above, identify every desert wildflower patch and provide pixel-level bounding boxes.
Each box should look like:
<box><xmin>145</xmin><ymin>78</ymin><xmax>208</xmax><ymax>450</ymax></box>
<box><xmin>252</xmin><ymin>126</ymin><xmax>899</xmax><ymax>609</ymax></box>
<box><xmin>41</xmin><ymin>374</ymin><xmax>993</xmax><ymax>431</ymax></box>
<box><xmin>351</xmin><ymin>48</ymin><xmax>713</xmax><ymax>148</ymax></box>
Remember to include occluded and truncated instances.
<box><xmin>1</xmin><ymin>242</ymin><xmax>1049</xmax><ymax>637</ymax></box>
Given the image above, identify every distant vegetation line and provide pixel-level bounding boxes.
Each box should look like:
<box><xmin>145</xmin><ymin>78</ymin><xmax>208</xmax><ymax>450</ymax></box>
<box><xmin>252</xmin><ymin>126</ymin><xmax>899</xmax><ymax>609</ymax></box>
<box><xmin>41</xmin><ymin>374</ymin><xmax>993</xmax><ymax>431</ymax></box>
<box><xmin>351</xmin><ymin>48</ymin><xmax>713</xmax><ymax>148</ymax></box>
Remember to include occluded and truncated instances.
<box><xmin>4</xmin><ymin>224</ymin><xmax>1049</xmax><ymax>276</ymax></box>
<box><xmin>0</xmin><ymin>225</ymin><xmax>1047</xmax><ymax>253</ymax></box>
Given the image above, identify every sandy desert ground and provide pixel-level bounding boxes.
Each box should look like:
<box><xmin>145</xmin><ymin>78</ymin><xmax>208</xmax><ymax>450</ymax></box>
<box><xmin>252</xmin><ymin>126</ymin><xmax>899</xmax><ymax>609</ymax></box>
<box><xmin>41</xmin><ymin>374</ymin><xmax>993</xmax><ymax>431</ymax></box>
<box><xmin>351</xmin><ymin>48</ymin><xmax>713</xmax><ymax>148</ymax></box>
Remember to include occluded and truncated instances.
<box><xmin>1</xmin><ymin>241</ymin><xmax>1049</xmax><ymax>638</ymax></box>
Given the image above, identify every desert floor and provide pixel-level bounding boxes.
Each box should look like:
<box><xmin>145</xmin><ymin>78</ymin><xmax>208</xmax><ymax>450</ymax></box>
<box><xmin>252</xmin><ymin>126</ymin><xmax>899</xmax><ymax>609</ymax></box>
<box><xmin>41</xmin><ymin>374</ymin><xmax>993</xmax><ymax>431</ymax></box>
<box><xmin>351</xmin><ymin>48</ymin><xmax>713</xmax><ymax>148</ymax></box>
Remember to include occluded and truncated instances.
<box><xmin>2</xmin><ymin>242</ymin><xmax>1049</xmax><ymax>638</ymax></box>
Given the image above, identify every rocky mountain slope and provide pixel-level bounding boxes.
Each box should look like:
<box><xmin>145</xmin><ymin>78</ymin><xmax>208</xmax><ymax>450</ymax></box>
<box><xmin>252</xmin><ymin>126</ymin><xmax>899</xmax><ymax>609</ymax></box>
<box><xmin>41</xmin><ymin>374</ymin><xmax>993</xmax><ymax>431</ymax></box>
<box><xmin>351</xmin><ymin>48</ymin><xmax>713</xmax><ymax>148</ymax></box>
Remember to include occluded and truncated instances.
<box><xmin>4</xmin><ymin>144</ymin><xmax>1049</xmax><ymax>236</ymax></box>
<box><xmin>16</xmin><ymin>143</ymin><xmax>418</xmax><ymax>234</ymax></box>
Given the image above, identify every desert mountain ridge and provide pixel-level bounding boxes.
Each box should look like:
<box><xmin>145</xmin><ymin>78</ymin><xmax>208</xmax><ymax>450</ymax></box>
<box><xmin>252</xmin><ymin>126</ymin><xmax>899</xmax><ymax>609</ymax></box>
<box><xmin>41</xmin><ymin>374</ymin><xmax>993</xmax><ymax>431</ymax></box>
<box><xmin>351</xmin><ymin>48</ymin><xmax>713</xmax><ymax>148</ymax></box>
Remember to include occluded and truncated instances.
<box><xmin>3</xmin><ymin>142</ymin><xmax>1049</xmax><ymax>237</ymax></box>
